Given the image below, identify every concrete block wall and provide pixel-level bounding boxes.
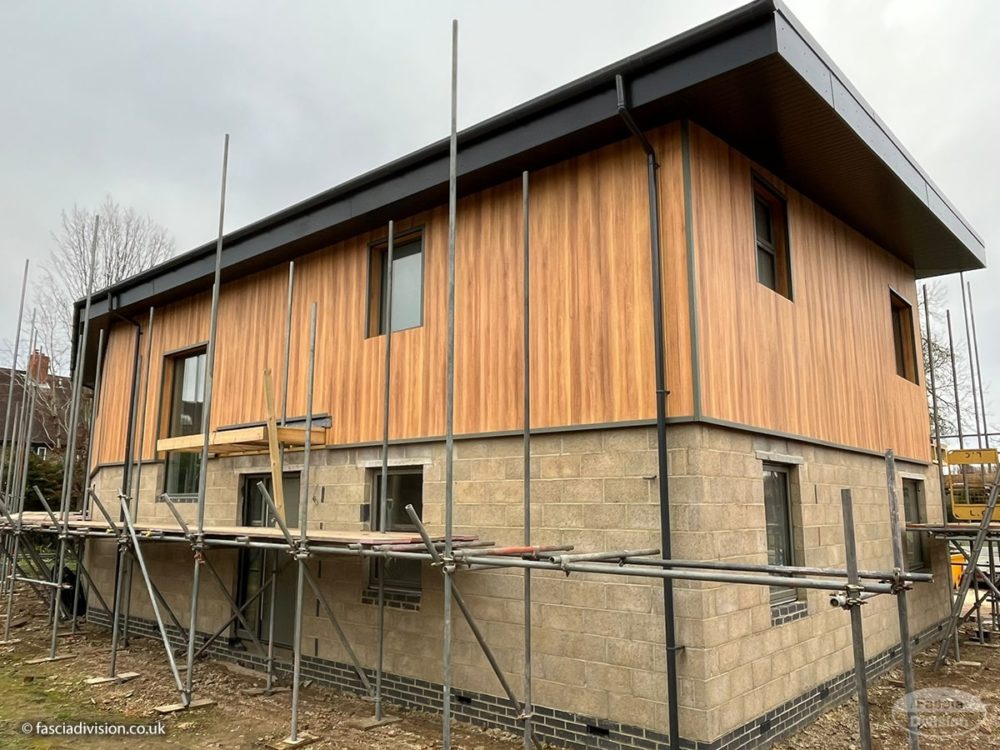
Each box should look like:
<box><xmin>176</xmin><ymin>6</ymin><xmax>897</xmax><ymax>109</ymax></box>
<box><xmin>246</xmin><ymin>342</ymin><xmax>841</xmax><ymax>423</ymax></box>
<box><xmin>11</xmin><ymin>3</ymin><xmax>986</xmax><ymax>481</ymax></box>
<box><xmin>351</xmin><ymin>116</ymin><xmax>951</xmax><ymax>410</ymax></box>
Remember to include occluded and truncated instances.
<box><xmin>82</xmin><ymin>423</ymin><xmax>951</xmax><ymax>748</ymax></box>
<box><xmin>666</xmin><ymin>426</ymin><xmax>951</xmax><ymax>741</ymax></box>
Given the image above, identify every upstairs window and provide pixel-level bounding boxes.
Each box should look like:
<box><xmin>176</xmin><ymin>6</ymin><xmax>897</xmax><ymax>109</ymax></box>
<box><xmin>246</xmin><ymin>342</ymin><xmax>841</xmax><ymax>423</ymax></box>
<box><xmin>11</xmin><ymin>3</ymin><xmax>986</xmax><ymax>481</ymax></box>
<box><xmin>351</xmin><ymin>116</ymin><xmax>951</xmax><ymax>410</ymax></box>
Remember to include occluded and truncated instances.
<box><xmin>163</xmin><ymin>348</ymin><xmax>206</xmax><ymax>497</ymax></box>
<box><xmin>367</xmin><ymin>232</ymin><xmax>424</xmax><ymax>337</ymax></box>
<box><xmin>890</xmin><ymin>291</ymin><xmax>918</xmax><ymax>383</ymax></box>
<box><xmin>753</xmin><ymin>179</ymin><xmax>792</xmax><ymax>299</ymax></box>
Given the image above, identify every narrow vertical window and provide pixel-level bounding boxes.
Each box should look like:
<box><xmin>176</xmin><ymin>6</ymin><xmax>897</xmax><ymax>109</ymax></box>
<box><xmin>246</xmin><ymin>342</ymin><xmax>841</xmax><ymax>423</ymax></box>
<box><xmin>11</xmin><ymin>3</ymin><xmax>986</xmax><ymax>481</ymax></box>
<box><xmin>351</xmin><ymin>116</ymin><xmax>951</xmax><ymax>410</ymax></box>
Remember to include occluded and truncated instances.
<box><xmin>163</xmin><ymin>349</ymin><xmax>206</xmax><ymax>497</ymax></box>
<box><xmin>367</xmin><ymin>233</ymin><xmax>424</xmax><ymax>337</ymax></box>
<box><xmin>890</xmin><ymin>291</ymin><xmax>919</xmax><ymax>383</ymax></box>
<box><xmin>763</xmin><ymin>463</ymin><xmax>796</xmax><ymax>604</ymax></box>
<box><xmin>370</xmin><ymin>467</ymin><xmax>424</xmax><ymax>592</ymax></box>
<box><xmin>753</xmin><ymin>179</ymin><xmax>791</xmax><ymax>298</ymax></box>
<box><xmin>902</xmin><ymin>478</ymin><xmax>928</xmax><ymax>570</ymax></box>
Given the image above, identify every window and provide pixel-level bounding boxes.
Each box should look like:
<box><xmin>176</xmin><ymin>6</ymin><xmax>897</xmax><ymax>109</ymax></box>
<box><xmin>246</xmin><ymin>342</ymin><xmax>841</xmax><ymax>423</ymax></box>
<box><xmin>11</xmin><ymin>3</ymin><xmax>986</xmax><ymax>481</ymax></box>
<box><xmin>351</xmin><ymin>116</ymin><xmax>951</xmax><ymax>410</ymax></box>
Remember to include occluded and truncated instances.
<box><xmin>890</xmin><ymin>291</ymin><xmax>918</xmax><ymax>383</ymax></box>
<box><xmin>370</xmin><ymin>467</ymin><xmax>423</xmax><ymax>592</ymax></box>
<box><xmin>34</xmin><ymin>446</ymin><xmax>47</xmax><ymax>460</ymax></box>
<box><xmin>763</xmin><ymin>463</ymin><xmax>797</xmax><ymax>604</ymax></box>
<box><xmin>753</xmin><ymin>179</ymin><xmax>792</xmax><ymax>298</ymax></box>
<box><xmin>163</xmin><ymin>349</ymin><xmax>206</xmax><ymax>497</ymax></box>
<box><xmin>902</xmin><ymin>478</ymin><xmax>928</xmax><ymax>570</ymax></box>
<box><xmin>367</xmin><ymin>233</ymin><xmax>424</xmax><ymax>337</ymax></box>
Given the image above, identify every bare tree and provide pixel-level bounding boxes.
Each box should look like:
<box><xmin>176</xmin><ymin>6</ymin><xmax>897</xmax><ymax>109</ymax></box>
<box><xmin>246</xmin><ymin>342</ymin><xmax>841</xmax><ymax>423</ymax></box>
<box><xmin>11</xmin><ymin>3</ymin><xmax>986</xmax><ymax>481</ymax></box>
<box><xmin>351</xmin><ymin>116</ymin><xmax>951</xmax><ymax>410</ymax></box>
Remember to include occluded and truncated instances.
<box><xmin>12</xmin><ymin>197</ymin><xmax>177</xmax><ymax>497</ymax></box>
<box><xmin>919</xmin><ymin>280</ymin><xmax>990</xmax><ymax>447</ymax></box>
<box><xmin>33</xmin><ymin>195</ymin><xmax>175</xmax><ymax>376</ymax></box>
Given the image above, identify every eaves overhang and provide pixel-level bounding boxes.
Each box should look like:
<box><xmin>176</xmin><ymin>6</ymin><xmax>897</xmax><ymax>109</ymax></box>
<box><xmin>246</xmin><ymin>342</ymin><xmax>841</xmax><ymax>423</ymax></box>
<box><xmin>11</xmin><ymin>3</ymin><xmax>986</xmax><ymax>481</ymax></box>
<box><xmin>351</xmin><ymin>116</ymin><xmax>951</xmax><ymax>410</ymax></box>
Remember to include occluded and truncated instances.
<box><xmin>72</xmin><ymin>0</ymin><xmax>985</xmax><ymax>380</ymax></box>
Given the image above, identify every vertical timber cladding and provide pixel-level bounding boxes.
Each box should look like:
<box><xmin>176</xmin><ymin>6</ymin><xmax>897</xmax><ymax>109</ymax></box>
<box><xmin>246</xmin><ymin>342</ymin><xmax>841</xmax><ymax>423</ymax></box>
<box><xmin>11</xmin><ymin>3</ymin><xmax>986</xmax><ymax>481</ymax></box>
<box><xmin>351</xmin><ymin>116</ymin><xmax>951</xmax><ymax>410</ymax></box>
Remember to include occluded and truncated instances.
<box><xmin>90</xmin><ymin>122</ymin><xmax>694</xmax><ymax>466</ymax></box>
<box><xmin>689</xmin><ymin>124</ymin><xmax>931</xmax><ymax>460</ymax></box>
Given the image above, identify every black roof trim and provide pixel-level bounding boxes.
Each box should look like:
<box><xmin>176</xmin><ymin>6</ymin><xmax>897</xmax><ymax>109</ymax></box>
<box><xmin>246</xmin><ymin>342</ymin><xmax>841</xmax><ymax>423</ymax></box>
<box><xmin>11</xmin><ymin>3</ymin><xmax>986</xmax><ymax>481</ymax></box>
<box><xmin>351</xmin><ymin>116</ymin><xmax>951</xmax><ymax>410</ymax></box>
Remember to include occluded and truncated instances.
<box><xmin>72</xmin><ymin>0</ymin><xmax>985</xmax><ymax>374</ymax></box>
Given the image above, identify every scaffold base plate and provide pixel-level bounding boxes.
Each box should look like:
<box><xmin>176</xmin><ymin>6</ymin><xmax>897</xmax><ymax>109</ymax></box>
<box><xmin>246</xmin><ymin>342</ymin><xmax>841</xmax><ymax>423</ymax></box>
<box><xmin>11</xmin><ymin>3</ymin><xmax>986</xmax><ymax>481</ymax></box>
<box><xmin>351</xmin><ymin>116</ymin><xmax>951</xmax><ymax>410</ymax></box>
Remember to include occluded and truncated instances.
<box><xmin>155</xmin><ymin>697</ymin><xmax>215</xmax><ymax>714</ymax></box>
<box><xmin>347</xmin><ymin>715</ymin><xmax>401</xmax><ymax>730</ymax></box>
<box><xmin>268</xmin><ymin>732</ymin><xmax>319</xmax><ymax>748</ymax></box>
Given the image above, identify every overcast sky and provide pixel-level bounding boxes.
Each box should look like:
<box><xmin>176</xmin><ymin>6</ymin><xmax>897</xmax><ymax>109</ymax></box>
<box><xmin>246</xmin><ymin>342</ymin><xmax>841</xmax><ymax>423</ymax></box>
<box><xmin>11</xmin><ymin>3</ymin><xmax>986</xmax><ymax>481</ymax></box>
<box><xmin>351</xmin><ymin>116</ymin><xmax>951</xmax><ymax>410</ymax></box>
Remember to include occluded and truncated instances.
<box><xmin>1</xmin><ymin>0</ymin><xmax>996</xmax><ymax>419</ymax></box>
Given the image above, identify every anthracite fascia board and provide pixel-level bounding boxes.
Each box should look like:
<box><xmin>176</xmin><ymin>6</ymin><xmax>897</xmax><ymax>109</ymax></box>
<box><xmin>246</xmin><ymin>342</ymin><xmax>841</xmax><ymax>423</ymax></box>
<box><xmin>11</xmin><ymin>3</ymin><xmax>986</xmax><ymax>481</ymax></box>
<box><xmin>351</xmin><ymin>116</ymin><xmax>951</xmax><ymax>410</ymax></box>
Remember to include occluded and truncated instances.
<box><xmin>79</xmin><ymin>13</ymin><xmax>778</xmax><ymax>322</ymax></box>
<box><xmin>71</xmin><ymin>0</ymin><xmax>986</xmax><ymax>380</ymax></box>
<box><xmin>772</xmin><ymin>3</ymin><xmax>983</xmax><ymax>258</ymax></box>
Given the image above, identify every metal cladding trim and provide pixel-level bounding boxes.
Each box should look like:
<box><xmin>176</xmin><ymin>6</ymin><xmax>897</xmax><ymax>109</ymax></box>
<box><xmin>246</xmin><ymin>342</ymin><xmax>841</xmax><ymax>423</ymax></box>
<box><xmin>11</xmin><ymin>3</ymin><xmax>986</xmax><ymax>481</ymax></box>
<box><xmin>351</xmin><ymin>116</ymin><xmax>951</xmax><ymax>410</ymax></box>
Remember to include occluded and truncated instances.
<box><xmin>72</xmin><ymin>0</ymin><xmax>985</xmax><ymax>380</ymax></box>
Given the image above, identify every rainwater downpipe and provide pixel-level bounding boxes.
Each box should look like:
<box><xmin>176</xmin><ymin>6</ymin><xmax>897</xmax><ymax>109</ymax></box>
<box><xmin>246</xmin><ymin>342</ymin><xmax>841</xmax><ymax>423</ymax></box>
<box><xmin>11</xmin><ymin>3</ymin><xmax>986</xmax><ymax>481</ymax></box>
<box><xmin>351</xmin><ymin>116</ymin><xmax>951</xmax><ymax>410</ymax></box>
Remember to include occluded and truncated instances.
<box><xmin>616</xmin><ymin>74</ymin><xmax>680</xmax><ymax>750</ymax></box>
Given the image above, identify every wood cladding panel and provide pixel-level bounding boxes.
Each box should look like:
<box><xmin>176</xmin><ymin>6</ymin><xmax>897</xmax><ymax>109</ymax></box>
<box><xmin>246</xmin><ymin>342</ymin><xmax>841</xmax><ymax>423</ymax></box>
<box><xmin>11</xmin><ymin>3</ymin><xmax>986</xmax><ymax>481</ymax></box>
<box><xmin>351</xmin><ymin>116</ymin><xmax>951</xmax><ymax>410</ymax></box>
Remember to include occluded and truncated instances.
<box><xmin>90</xmin><ymin>124</ymin><xmax>693</xmax><ymax>464</ymax></box>
<box><xmin>690</xmin><ymin>124</ymin><xmax>930</xmax><ymax>459</ymax></box>
<box><xmin>89</xmin><ymin>323</ymin><xmax>135</xmax><ymax>471</ymax></box>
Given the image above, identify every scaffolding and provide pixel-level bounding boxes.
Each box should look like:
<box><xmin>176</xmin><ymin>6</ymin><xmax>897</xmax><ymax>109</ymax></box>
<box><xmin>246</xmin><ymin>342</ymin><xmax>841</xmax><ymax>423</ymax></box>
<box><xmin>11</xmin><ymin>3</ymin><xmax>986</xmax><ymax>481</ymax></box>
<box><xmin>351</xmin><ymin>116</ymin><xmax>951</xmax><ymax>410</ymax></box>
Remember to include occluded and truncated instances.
<box><xmin>913</xmin><ymin>258</ymin><xmax>998</xmax><ymax>672</ymax></box>
<box><xmin>0</xmin><ymin>22</ymin><xmax>950</xmax><ymax>750</ymax></box>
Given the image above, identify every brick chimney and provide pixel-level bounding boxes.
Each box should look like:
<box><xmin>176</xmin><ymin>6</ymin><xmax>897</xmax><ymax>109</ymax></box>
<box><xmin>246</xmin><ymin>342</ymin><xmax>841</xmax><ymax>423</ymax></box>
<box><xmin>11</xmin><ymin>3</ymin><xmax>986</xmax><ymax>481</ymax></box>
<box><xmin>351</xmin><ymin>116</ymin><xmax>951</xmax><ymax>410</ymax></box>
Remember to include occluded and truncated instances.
<box><xmin>28</xmin><ymin>350</ymin><xmax>49</xmax><ymax>384</ymax></box>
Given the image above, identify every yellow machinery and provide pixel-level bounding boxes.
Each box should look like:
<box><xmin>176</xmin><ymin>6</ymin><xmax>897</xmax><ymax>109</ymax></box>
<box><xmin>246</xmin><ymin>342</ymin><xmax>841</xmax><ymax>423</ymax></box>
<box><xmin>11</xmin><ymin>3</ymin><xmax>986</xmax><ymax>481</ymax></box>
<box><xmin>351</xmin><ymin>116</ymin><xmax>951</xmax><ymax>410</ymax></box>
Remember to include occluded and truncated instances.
<box><xmin>946</xmin><ymin>448</ymin><xmax>999</xmax><ymax>521</ymax></box>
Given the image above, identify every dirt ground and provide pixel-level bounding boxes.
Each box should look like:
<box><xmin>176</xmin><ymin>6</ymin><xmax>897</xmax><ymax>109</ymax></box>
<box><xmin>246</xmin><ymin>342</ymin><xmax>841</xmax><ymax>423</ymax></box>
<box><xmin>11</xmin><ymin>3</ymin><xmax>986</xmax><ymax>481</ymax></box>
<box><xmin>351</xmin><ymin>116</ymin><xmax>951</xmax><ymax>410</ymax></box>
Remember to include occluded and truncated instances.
<box><xmin>0</xmin><ymin>592</ymin><xmax>521</xmax><ymax>749</ymax></box>
<box><xmin>1</xmin><ymin>589</ymin><xmax>997</xmax><ymax>749</ymax></box>
<box><xmin>772</xmin><ymin>623</ymin><xmax>1000</xmax><ymax>749</ymax></box>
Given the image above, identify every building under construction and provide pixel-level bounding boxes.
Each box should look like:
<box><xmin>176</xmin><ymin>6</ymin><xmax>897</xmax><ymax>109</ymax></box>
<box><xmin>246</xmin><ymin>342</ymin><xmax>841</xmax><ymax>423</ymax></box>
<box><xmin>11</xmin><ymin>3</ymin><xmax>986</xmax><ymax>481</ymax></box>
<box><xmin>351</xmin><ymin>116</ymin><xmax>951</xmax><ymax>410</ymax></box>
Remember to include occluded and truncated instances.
<box><xmin>0</xmin><ymin>2</ymin><xmax>990</xmax><ymax>749</ymax></box>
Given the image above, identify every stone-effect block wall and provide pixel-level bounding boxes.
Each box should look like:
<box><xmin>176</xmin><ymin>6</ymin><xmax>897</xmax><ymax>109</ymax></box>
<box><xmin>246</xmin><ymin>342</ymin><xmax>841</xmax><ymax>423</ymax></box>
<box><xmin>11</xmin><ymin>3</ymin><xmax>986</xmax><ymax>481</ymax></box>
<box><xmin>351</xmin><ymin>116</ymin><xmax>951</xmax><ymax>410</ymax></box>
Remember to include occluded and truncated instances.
<box><xmin>83</xmin><ymin>423</ymin><xmax>950</xmax><ymax>747</ymax></box>
<box><xmin>666</xmin><ymin>426</ymin><xmax>950</xmax><ymax>741</ymax></box>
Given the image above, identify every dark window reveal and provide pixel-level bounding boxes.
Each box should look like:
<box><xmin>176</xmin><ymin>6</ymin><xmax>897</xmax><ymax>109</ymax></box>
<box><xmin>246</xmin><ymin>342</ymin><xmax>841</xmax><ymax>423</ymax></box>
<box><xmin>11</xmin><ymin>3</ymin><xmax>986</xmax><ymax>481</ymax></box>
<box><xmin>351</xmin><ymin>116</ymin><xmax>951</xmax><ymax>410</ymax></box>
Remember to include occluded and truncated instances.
<box><xmin>753</xmin><ymin>180</ymin><xmax>792</xmax><ymax>298</ymax></box>
<box><xmin>164</xmin><ymin>350</ymin><xmax>206</xmax><ymax>497</ymax></box>
<box><xmin>763</xmin><ymin>463</ymin><xmax>796</xmax><ymax>604</ymax></box>
<box><xmin>902</xmin><ymin>478</ymin><xmax>928</xmax><ymax>570</ymax></box>
<box><xmin>891</xmin><ymin>291</ymin><xmax>919</xmax><ymax>383</ymax></box>
<box><xmin>367</xmin><ymin>235</ymin><xmax>424</xmax><ymax>337</ymax></box>
<box><xmin>370</xmin><ymin>467</ymin><xmax>424</xmax><ymax>592</ymax></box>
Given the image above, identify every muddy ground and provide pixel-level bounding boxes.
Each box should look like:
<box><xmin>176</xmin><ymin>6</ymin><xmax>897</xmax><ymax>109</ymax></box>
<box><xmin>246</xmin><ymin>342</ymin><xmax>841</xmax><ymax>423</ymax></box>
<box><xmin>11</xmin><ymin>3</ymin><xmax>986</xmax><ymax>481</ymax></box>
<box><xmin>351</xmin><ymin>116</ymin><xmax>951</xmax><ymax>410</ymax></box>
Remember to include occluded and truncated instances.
<box><xmin>0</xmin><ymin>590</ymin><xmax>997</xmax><ymax>748</ymax></box>
<box><xmin>0</xmin><ymin>592</ymin><xmax>520</xmax><ymax>749</ymax></box>
<box><xmin>772</xmin><ymin>623</ymin><xmax>1000</xmax><ymax>749</ymax></box>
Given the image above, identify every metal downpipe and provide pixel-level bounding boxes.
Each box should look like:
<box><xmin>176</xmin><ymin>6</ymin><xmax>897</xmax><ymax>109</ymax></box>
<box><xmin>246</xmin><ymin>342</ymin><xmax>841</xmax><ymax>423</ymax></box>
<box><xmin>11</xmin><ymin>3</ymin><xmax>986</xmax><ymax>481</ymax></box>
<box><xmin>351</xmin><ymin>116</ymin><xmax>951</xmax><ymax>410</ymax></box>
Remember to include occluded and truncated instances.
<box><xmin>615</xmin><ymin>74</ymin><xmax>680</xmax><ymax>750</ymax></box>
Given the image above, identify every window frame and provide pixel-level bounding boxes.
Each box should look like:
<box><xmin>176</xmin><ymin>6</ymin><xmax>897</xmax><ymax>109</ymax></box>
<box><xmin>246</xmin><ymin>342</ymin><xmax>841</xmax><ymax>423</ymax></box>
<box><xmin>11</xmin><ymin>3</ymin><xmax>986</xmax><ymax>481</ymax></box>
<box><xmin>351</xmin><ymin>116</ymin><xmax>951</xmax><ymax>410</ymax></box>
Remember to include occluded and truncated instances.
<box><xmin>890</xmin><ymin>289</ymin><xmax>919</xmax><ymax>384</ymax></box>
<box><xmin>901</xmin><ymin>478</ymin><xmax>929</xmax><ymax>571</ymax></box>
<box><xmin>762</xmin><ymin>462</ymin><xmax>798</xmax><ymax>605</ymax></box>
<box><xmin>752</xmin><ymin>177</ymin><xmax>793</xmax><ymax>300</ymax></box>
<box><xmin>365</xmin><ymin>228</ymin><xmax>425</xmax><ymax>338</ymax></box>
<box><xmin>159</xmin><ymin>344</ymin><xmax>208</xmax><ymax>499</ymax></box>
<box><xmin>368</xmin><ymin>465</ymin><xmax>424</xmax><ymax>594</ymax></box>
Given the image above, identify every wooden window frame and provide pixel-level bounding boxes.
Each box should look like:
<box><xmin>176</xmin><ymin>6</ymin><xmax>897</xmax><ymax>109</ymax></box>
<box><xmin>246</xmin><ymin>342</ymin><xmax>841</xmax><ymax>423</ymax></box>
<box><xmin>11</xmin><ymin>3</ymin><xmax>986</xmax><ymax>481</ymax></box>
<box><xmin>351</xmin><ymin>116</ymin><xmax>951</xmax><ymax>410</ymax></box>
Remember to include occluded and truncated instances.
<box><xmin>752</xmin><ymin>177</ymin><xmax>792</xmax><ymax>299</ymax></box>
<box><xmin>890</xmin><ymin>290</ymin><xmax>919</xmax><ymax>383</ymax></box>
<box><xmin>365</xmin><ymin>228</ymin><xmax>425</xmax><ymax>338</ymax></box>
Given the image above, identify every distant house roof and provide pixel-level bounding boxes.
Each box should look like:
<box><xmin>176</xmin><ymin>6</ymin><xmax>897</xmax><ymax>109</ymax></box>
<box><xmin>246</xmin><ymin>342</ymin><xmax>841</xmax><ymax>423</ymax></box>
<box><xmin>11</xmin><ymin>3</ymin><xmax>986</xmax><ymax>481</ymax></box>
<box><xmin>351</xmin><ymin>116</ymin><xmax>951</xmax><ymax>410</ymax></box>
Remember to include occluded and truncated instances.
<box><xmin>73</xmin><ymin>0</ymin><xmax>984</xmax><ymax>380</ymax></box>
<box><xmin>0</xmin><ymin>368</ymin><xmax>73</xmax><ymax>450</ymax></box>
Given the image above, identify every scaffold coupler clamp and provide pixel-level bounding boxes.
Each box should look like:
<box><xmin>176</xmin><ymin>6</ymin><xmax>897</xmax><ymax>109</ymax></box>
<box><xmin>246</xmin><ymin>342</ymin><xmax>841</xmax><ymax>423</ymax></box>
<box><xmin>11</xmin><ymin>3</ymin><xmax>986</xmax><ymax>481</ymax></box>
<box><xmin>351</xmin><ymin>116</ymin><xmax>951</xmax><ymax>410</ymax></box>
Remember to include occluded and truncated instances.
<box><xmin>516</xmin><ymin>709</ymin><xmax>534</xmax><ymax>721</ymax></box>
<box><xmin>191</xmin><ymin>534</ymin><xmax>206</xmax><ymax>563</ymax></box>
<box><xmin>441</xmin><ymin>554</ymin><xmax>456</xmax><ymax>576</ymax></box>
<box><xmin>889</xmin><ymin>567</ymin><xmax>906</xmax><ymax>594</ymax></box>
<box><xmin>295</xmin><ymin>540</ymin><xmax>310</xmax><ymax>561</ymax></box>
<box><xmin>833</xmin><ymin>583</ymin><xmax>864</xmax><ymax>610</ymax></box>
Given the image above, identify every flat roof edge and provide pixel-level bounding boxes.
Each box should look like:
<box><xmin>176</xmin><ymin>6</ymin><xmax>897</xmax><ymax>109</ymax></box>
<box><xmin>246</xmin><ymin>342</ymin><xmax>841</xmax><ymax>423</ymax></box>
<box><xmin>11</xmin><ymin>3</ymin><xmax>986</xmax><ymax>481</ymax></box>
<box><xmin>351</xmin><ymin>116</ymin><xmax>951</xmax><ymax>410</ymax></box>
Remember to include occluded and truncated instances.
<box><xmin>772</xmin><ymin>0</ymin><xmax>984</xmax><ymax>262</ymax></box>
